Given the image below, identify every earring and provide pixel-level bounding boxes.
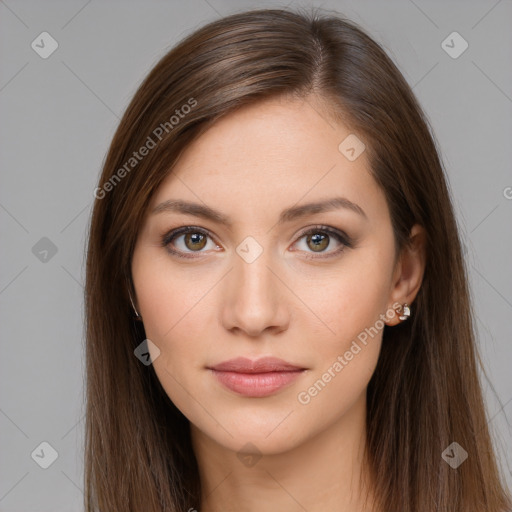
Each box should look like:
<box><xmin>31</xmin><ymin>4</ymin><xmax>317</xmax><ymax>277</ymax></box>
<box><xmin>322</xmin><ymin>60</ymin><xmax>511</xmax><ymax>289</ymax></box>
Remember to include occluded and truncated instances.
<box><xmin>396</xmin><ymin>302</ymin><xmax>411</xmax><ymax>322</ymax></box>
<box><xmin>128</xmin><ymin>290</ymin><xmax>142</xmax><ymax>320</ymax></box>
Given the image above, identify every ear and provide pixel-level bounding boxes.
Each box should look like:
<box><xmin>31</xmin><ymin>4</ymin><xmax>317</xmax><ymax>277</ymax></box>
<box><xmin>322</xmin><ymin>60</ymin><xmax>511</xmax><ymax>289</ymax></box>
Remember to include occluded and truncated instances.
<box><xmin>385</xmin><ymin>224</ymin><xmax>427</xmax><ymax>326</ymax></box>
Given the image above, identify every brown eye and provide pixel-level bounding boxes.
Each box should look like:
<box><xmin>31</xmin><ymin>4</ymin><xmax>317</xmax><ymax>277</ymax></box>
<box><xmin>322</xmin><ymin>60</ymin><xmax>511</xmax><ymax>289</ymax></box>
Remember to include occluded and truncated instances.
<box><xmin>306</xmin><ymin>232</ymin><xmax>329</xmax><ymax>252</ymax></box>
<box><xmin>183</xmin><ymin>232</ymin><xmax>207</xmax><ymax>251</ymax></box>
<box><xmin>162</xmin><ymin>227</ymin><xmax>217</xmax><ymax>259</ymax></box>
<box><xmin>292</xmin><ymin>226</ymin><xmax>352</xmax><ymax>259</ymax></box>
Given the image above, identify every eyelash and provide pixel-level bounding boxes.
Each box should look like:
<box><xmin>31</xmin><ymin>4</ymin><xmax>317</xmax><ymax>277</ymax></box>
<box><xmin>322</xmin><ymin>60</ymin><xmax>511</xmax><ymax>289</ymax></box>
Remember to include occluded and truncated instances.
<box><xmin>161</xmin><ymin>225</ymin><xmax>353</xmax><ymax>260</ymax></box>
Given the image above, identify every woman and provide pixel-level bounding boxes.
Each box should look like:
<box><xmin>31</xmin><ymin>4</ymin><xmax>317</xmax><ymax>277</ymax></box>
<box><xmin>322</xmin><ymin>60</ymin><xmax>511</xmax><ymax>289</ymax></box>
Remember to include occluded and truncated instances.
<box><xmin>84</xmin><ymin>7</ymin><xmax>512</xmax><ymax>512</ymax></box>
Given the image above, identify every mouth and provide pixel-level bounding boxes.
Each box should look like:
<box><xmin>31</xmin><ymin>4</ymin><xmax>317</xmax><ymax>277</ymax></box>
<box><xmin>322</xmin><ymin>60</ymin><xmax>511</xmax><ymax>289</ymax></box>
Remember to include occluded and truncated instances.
<box><xmin>207</xmin><ymin>356</ymin><xmax>307</xmax><ymax>398</ymax></box>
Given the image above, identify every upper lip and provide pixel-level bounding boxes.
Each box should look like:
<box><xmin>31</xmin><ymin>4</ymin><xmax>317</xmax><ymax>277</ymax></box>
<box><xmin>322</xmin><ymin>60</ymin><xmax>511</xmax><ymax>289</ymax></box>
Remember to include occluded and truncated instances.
<box><xmin>208</xmin><ymin>357</ymin><xmax>305</xmax><ymax>373</ymax></box>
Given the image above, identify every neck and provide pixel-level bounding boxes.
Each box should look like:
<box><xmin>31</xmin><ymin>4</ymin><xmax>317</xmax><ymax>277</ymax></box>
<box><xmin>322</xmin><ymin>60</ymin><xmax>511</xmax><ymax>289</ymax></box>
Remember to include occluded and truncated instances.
<box><xmin>190</xmin><ymin>393</ymin><xmax>378</xmax><ymax>512</ymax></box>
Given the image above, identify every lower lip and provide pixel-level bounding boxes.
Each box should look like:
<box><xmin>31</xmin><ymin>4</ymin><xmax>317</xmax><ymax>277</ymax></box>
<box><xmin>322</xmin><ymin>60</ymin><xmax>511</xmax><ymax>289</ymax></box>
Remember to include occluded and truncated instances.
<box><xmin>209</xmin><ymin>369</ymin><xmax>304</xmax><ymax>398</ymax></box>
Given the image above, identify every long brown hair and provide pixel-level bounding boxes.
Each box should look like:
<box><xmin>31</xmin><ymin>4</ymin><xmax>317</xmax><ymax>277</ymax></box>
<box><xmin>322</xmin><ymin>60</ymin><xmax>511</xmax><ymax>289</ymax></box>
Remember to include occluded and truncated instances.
<box><xmin>84</xmin><ymin>7</ymin><xmax>512</xmax><ymax>511</ymax></box>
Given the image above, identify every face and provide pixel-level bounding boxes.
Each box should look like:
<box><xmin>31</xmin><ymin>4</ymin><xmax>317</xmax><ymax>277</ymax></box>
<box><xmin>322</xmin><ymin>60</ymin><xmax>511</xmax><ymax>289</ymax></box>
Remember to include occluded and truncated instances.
<box><xmin>131</xmin><ymin>95</ymin><xmax>401</xmax><ymax>455</ymax></box>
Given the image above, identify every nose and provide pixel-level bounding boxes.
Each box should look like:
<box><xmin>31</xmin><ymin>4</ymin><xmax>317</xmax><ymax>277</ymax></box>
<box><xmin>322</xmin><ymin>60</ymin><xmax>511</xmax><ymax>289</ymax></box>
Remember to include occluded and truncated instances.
<box><xmin>221</xmin><ymin>248</ymin><xmax>290</xmax><ymax>338</ymax></box>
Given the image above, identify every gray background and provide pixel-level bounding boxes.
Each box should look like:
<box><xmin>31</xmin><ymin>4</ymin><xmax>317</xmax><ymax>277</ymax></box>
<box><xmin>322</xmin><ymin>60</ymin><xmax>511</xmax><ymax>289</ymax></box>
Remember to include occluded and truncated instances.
<box><xmin>0</xmin><ymin>0</ymin><xmax>511</xmax><ymax>510</ymax></box>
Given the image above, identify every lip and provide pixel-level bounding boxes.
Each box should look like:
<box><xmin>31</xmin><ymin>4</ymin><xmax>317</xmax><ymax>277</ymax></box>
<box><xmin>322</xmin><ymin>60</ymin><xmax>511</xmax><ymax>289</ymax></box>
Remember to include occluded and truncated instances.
<box><xmin>209</xmin><ymin>356</ymin><xmax>304</xmax><ymax>373</ymax></box>
<box><xmin>207</xmin><ymin>357</ymin><xmax>306</xmax><ymax>398</ymax></box>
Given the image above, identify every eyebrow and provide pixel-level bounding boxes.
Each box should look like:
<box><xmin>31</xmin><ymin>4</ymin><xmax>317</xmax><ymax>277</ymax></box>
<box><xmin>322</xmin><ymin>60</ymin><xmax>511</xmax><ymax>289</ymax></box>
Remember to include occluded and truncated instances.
<box><xmin>151</xmin><ymin>196</ymin><xmax>367</xmax><ymax>226</ymax></box>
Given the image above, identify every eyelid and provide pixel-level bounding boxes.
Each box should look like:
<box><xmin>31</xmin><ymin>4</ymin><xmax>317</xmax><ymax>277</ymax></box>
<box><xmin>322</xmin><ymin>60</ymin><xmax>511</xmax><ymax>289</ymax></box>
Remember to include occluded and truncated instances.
<box><xmin>161</xmin><ymin>225</ymin><xmax>215</xmax><ymax>245</ymax></box>
<box><xmin>294</xmin><ymin>224</ymin><xmax>351</xmax><ymax>243</ymax></box>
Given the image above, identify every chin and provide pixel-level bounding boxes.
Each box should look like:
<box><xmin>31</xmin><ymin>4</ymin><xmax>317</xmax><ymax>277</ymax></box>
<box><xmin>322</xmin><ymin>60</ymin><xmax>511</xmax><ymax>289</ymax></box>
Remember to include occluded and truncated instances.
<box><xmin>220</xmin><ymin>428</ymin><xmax>303</xmax><ymax>457</ymax></box>
<box><xmin>190</xmin><ymin>408</ymin><xmax>306</xmax><ymax>455</ymax></box>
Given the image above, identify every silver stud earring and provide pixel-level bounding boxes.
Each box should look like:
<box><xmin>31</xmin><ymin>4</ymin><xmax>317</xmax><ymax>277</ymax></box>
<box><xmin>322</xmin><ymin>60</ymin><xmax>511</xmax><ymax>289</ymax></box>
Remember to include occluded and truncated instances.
<box><xmin>397</xmin><ymin>302</ymin><xmax>411</xmax><ymax>322</ymax></box>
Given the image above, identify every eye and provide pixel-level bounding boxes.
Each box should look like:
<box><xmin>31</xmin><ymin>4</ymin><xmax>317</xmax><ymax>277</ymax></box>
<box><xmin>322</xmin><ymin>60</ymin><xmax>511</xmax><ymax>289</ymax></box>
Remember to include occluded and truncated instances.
<box><xmin>161</xmin><ymin>226</ymin><xmax>219</xmax><ymax>259</ymax></box>
<box><xmin>162</xmin><ymin>224</ymin><xmax>353</xmax><ymax>260</ymax></box>
<box><xmin>291</xmin><ymin>225</ymin><xmax>352</xmax><ymax>259</ymax></box>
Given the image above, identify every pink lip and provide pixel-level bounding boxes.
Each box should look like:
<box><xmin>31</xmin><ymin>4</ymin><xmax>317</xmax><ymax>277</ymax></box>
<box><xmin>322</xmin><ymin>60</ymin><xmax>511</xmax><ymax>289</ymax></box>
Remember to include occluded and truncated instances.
<box><xmin>207</xmin><ymin>357</ymin><xmax>306</xmax><ymax>398</ymax></box>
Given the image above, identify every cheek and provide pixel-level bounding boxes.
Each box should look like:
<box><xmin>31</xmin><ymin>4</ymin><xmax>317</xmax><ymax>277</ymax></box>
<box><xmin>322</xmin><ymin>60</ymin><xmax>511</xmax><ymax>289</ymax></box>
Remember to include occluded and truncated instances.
<box><xmin>131</xmin><ymin>254</ymin><xmax>218</xmax><ymax>415</ymax></box>
<box><xmin>133</xmin><ymin>251</ymin><xmax>216</xmax><ymax>344</ymax></box>
<box><xmin>293</xmin><ymin>333</ymin><xmax>381</xmax><ymax>442</ymax></box>
<box><xmin>138</xmin><ymin>296</ymin><xmax>210</xmax><ymax>386</ymax></box>
<box><xmin>135</xmin><ymin>264</ymin><xmax>212</xmax><ymax>419</ymax></box>
<box><xmin>294</xmin><ymin>263</ymin><xmax>390</xmax><ymax>427</ymax></box>
<box><xmin>311</xmin><ymin>275</ymin><xmax>386</xmax><ymax>390</ymax></box>
<box><xmin>316</xmin><ymin>252</ymin><xmax>393</xmax><ymax>343</ymax></box>
<box><xmin>301</xmin><ymin>241</ymin><xmax>394</xmax><ymax>406</ymax></box>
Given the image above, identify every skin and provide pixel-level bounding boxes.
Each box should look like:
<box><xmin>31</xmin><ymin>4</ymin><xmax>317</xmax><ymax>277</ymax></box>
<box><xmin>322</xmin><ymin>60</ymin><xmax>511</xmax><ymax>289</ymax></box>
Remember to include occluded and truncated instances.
<box><xmin>131</xmin><ymin>94</ymin><xmax>426</xmax><ymax>512</ymax></box>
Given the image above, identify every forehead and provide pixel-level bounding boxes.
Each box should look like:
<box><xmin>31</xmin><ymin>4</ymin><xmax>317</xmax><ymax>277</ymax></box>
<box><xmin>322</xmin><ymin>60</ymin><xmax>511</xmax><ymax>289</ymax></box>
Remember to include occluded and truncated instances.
<box><xmin>150</xmin><ymin>96</ymin><xmax>386</xmax><ymax>223</ymax></box>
